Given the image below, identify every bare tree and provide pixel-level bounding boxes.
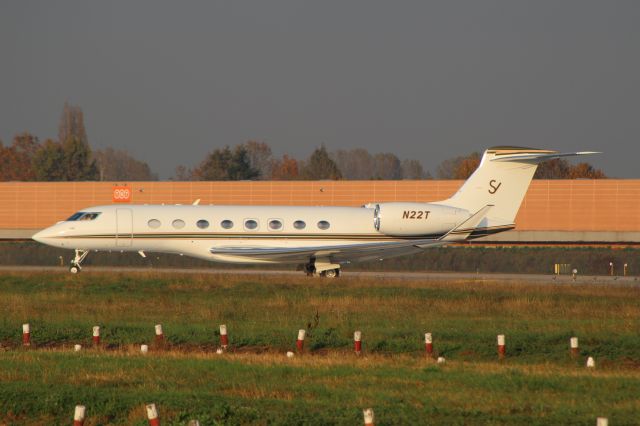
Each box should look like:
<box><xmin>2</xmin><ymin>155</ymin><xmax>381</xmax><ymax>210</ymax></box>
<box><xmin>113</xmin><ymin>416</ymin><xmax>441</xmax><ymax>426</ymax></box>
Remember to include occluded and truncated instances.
<box><xmin>58</xmin><ymin>101</ymin><xmax>88</xmax><ymax>146</ymax></box>
<box><xmin>401</xmin><ymin>159</ymin><xmax>428</xmax><ymax>179</ymax></box>
<box><xmin>244</xmin><ymin>140</ymin><xmax>273</xmax><ymax>179</ymax></box>
<box><xmin>173</xmin><ymin>165</ymin><xmax>193</xmax><ymax>181</ymax></box>
<box><xmin>372</xmin><ymin>153</ymin><xmax>402</xmax><ymax>179</ymax></box>
<box><xmin>94</xmin><ymin>147</ymin><xmax>157</xmax><ymax>181</ymax></box>
<box><xmin>332</xmin><ymin>148</ymin><xmax>374</xmax><ymax>180</ymax></box>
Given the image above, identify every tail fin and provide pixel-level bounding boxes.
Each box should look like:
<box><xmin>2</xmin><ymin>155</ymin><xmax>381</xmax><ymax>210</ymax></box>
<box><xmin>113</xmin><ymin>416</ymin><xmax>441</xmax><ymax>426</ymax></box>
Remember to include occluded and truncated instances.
<box><xmin>438</xmin><ymin>146</ymin><xmax>600</xmax><ymax>224</ymax></box>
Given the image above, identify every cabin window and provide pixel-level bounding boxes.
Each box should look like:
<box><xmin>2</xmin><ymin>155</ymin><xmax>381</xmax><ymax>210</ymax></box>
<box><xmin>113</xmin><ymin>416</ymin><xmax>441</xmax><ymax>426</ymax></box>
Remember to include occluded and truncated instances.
<box><xmin>66</xmin><ymin>212</ymin><xmax>101</xmax><ymax>221</ymax></box>
<box><xmin>196</xmin><ymin>219</ymin><xmax>209</xmax><ymax>229</ymax></box>
<box><xmin>293</xmin><ymin>220</ymin><xmax>306</xmax><ymax>230</ymax></box>
<box><xmin>244</xmin><ymin>219</ymin><xmax>258</xmax><ymax>230</ymax></box>
<box><xmin>221</xmin><ymin>220</ymin><xmax>234</xmax><ymax>229</ymax></box>
<box><xmin>317</xmin><ymin>220</ymin><xmax>330</xmax><ymax>230</ymax></box>
<box><xmin>172</xmin><ymin>219</ymin><xmax>186</xmax><ymax>229</ymax></box>
<box><xmin>268</xmin><ymin>219</ymin><xmax>283</xmax><ymax>230</ymax></box>
<box><xmin>148</xmin><ymin>219</ymin><xmax>161</xmax><ymax>229</ymax></box>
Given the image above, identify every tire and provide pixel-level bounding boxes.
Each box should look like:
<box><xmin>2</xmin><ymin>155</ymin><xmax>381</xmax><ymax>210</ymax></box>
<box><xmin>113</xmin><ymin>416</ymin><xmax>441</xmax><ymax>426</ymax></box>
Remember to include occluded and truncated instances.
<box><xmin>69</xmin><ymin>265</ymin><xmax>80</xmax><ymax>274</ymax></box>
<box><xmin>324</xmin><ymin>269</ymin><xmax>338</xmax><ymax>278</ymax></box>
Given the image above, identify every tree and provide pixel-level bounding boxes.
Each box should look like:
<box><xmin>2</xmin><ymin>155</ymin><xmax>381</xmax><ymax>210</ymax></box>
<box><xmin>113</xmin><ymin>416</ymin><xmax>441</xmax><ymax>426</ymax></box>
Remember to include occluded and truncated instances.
<box><xmin>534</xmin><ymin>159</ymin><xmax>571</xmax><ymax>179</ymax></box>
<box><xmin>300</xmin><ymin>145</ymin><xmax>342</xmax><ymax>180</ymax></box>
<box><xmin>57</xmin><ymin>102</ymin><xmax>98</xmax><ymax>180</ymax></box>
<box><xmin>244</xmin><ymin>140</ymin><xmax>273</xmax><ymax>179</ymax></box>
<box><xmin>436</xmin><ymin>152</ymin><xmax>480</xmax><ymax>179</ymax></box>
<box><xmin>63</xmin><ymin>135</ymin><xmax>98</xmax><ymax>180</ymax></box>
<box><xmin>454</xmin><ymin>152</ymin><xmax>481</xmax><ymax>179</ymax></box>
<box><xmin>94</xmin><ymin>147</ymin><xmax>157</xmax><ymax>181</ymax></box>
<box><xmin>331</xmin><ymin>148</ymin><xmax>374</xmax><ymax>179</ymax></box>
<box><xmin>372</xmin><ymin>153</ymin><xmax>402</xmax><ymax>179</ymax></box>
<box><xmin>192</xmin><ymin>145</ymin><xmax>259</xmax><ymax>181</ymax></box>
<box><xmin>0</xmin><ymin>132</ymin><xmax>39</xmax><ymax>181</ymax></box>
<box><xmin>173</xmin><ymin>165</ymin><xmax>193</xmax><ymax>181</ymax></box>
<box><xmin>270</xmin><ymin>154</ymin><xmax>299</xmax><ymax>180</ymax></box>
<box><xmin>401</xmin><ymin>159</ymin><xmax>429</xmax><ymax>179</ymax></box>
<box><xmin>33</xmin><ymin>139</ymin><xmax>66</xmax><ymax>181</ymax></box>
<box><xmin>567</xmin><ymin>163</ymin><xmax>606</xmax><ymax>179</ymax></box>
<box><xmin>58</xmin><ymin>101</ymin><xmax>88</xmax><ymax>148</ymax></box>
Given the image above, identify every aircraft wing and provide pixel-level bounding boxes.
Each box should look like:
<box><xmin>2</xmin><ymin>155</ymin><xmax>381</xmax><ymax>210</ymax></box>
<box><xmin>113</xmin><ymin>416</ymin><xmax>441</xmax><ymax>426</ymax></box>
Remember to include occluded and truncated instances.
<box><xmin>210</xmin><ymin>238</ymin><xmax>446</xmax><ymax>264</ymax></box>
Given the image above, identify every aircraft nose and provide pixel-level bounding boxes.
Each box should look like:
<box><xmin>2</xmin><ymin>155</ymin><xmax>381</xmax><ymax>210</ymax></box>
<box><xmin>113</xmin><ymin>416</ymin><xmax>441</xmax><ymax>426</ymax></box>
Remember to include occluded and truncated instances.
<box><xmin>32</xmin><ymin>229</ymin><xmax>51</xmax><ymax>244</ymax></box>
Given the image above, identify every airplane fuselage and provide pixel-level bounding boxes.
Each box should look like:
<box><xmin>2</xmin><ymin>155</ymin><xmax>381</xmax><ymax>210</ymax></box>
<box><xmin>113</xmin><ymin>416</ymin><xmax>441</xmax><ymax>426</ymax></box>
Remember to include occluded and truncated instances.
<box><xmin>33</xmin><ymin>203</ymin><xmax>473</xmax><ymax>264</ymax></box>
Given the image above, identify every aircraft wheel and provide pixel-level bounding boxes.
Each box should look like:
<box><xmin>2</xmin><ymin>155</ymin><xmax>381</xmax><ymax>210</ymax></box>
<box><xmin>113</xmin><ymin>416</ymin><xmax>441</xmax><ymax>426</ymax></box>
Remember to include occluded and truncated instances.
<box><xmin>69</xmin><ymin>265</ymin><xmax>80</xmax><ymax>274</ymax></box>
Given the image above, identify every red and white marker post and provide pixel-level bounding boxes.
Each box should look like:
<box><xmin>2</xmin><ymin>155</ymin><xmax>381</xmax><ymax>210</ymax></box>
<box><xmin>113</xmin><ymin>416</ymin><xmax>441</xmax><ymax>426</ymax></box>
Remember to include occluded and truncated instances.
<box><xmin>92</xmin><ymin>326</ymin><xmax>101</xmax><ymax>346</ymax></box>
<box><xmin>296</xmin><ymin>329</ymin><xmax>306</xmax><ymax>353</ymax></box>
<box><xmin>154</xmin><ymin>324</ymin><xmax>164</xmax><ymax>343</ymax></box>
<box><xmin>73</xmin><ymin>405</ymin><xmax>86</xmax><ymax>426</ymax></box>
<box><xmin>425</xmin><ymin>333</ymin><xmax>433</xmax><ymax>357</ymax></box>
<box><xmin>497</xmin><ymin>334</ymin><xmax>506</xmax><ymax>360</ymax></box>
<box><xmin>219</xmin><ymin>324</ymin><xmax>228</xmax><ymax>349</ymax></box>
<box><xmin>354</xmin><ymin>331</ymin><xmax>362</xmax><ymax>355</ymax></box>
<box><xmin>22</xmin><ymin>323</ymin><xmax>30</xmax><ymax>346</ymax></box>
<box><xmin>146</xmin><ymin>403</ymin><xmax>160</xmax><ymax>426</ymax></box>
<box><xmin>363</xmin><ymin>408</ymin><xmax>375</xmax><ymax>426</ymax></box>
<box><xmin>570</xmin><ymin>337</ymin><xmax>579</xmax><ymax>357</ymax></box>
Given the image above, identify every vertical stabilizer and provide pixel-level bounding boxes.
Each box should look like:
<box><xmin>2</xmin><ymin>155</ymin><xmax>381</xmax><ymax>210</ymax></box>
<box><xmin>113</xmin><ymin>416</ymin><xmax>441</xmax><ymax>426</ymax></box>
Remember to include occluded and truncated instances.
<box><xmin>437</xmin><ymin>146</ymin><xmax>599</xmax><ymax>224</ymax></box>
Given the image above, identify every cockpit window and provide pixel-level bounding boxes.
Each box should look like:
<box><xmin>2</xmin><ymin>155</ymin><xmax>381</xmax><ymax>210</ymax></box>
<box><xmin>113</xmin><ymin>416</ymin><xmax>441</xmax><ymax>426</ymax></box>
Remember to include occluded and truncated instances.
<box><xmin>66</xmin><ymin>212</ymin><xmax>84</xmax><ymax>221</ymax></box>
<box><xmin>66</xmin><ymin>212</ymin><xmax>101</xmax><ymax>221</ymax></box>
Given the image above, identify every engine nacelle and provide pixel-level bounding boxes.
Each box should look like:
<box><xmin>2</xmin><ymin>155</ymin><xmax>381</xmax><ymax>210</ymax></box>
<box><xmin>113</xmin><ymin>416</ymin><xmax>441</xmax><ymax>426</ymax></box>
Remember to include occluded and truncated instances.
<box><xmin>373</xmin><ymin>202</ymin><xmax>470</xmax><ymax>237</ymax></box>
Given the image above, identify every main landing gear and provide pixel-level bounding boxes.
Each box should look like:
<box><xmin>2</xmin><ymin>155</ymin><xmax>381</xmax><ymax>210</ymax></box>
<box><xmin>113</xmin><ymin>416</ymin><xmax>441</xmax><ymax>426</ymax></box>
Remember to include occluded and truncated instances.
<box><xmin>303</xmin><ymin>260</ymin><xmax>341</xmax><ymax>278</ymax></box>
<box><xmin>69</xmin><ymin>249</ymin><xmax>89</xmax><ymax>274</ymax></box>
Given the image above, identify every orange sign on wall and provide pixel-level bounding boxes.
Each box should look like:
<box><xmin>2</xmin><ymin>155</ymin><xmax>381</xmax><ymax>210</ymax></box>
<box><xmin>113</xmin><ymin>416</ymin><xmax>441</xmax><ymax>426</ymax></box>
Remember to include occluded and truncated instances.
<box><xmin>112</xmin><ymin>186</ymin><xmax>131</xmax><ymax>203</ymax></box>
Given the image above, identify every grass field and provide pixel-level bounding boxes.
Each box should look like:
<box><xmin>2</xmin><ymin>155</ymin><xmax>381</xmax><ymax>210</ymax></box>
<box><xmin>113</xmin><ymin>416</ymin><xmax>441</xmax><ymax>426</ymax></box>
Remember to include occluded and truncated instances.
<box><xmin>0</xmin><ymin>271</ymin><xmax>639</xmax><ymax>424</ymax></box>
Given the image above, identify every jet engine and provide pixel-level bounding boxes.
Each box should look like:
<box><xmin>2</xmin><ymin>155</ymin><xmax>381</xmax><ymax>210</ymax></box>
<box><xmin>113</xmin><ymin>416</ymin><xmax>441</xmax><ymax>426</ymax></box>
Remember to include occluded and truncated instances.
<box><xmin>373</xmin><ymin>202</ymin><xmax>470</xmax><ymax>237</ymax></box>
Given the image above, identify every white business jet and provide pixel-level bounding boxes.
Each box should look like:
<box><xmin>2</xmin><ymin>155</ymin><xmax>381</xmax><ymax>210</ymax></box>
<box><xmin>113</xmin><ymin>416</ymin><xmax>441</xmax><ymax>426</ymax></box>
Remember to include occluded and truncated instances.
<box><xmin>33</xmin><ymin>147</ymin><xmax>598</xmax><ymax>276</ymax></box>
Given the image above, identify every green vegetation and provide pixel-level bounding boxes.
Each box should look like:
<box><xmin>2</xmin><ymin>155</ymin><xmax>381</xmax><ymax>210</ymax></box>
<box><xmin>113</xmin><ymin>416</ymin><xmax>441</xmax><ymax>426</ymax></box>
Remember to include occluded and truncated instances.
<box><xmin>0</xmin><ymin>271</ymin><xmax>639</xmax><ymax>424</ymax></box>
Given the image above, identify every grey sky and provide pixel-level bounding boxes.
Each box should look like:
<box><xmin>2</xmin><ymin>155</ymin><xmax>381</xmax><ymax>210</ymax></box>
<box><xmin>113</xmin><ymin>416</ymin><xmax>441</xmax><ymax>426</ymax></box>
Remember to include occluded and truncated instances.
<box><xmin>1</xmin><ymin>1</ymin><xmax>638</xmax><ymax>178</ymax></box>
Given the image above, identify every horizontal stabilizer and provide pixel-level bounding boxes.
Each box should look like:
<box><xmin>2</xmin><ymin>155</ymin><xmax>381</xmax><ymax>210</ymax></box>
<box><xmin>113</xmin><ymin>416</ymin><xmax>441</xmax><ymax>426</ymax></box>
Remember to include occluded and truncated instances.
<box><xmin>490</xmin><ymin>151</ymin><xmax>601</xmax><ymax>163</ymax></box>
<box><xmin>437</xmin><ymin>204</ymin><xmax>494</xmax><ymax>243</ymax></box>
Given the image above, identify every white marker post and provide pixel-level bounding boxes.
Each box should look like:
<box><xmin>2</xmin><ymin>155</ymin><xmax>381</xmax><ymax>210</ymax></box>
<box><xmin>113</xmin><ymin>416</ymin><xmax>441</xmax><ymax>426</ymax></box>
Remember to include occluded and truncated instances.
<box><xmin>425</xmin><ymin>333</ymin><xmax>433</xmax><ymax>357</ymax></box>
<box><xmin>596</xmin><ymin>417</ymin><xmax>608</xmax><ymax>426</ymax></box>
<box><xmin>92</xmin><ymin>326</ymin><xmax>101</xmax><ymax>346</ymax></box>
<box><xmin>219</xmin><ymin>324</ymin><xmax>228</xmax><ymax>349</ymax></box>
<box><xmin>570</xmin><ymin>337</ymin><xmax>579</xmax><ymax>357</ymax></box>
<box><xmin>354</xmin><ymin>331</ymin><xmax>362</xmax><ymax>355</ymax></box>
<box><xmin>22</xmin><ymin>323</ymin><xmax>30</xmax><ymax>346</ymax></box>
<box><xmin>154</xmin><ymin>324</ymin><xmax>164</xmax><ymax>343</ymax></box>
<box><xmin>363</xmin><ymin>408</ymin><xmax>374</xmax><ymax>426</ymax></box>
<box><xmin>146</xmin><ymin>403</ymin><xmax>160</xmax><ymax>426</ymax></box>
<box><xmin>141</xmin><ymin>344</ymin><xmax>149</xmax><ymax>354</ymax></box>
<box><xmin>497</xmin><ymin>334</ymin><xmax>506</xmax><ymax>360</ymax></box>
<box><xmin>73</xmin><ymin>405</ymin><xmax>86</xmax><ymax>426</ymax></box>
<box><xmin>587</xmin><ymin>356</ymin><xmax>595</xmax><ymax>368</ymax></box>
<box><xmin>296</xmin><ymin>329</ymin><xmax>306</xmax><ymax>353</ymax></box>
<box><xmin>74</xmin><ymin>344</ymin><xmax>82</xmax><ymax>352</ymax></box>
<box><xmin>437</xmin><ymin>356</ymin><xmax>446</xmax><ymax>364</ymax></box>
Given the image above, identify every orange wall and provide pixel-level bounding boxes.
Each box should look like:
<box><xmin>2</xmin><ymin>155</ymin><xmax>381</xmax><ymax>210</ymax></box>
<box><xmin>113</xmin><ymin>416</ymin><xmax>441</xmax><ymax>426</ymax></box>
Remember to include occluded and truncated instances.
<box><xmin>0</xmin><ymin>180</ymin><xmax>638</xmax><ymax>231</ymax></box>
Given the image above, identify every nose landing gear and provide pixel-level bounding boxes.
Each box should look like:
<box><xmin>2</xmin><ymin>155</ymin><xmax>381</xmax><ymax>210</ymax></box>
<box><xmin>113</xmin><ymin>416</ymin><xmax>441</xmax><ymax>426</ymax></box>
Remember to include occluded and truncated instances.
<box><xmin>69</xmin><ymin>249</ymin><xmax>89</xmax><ymax>274</ymax></box>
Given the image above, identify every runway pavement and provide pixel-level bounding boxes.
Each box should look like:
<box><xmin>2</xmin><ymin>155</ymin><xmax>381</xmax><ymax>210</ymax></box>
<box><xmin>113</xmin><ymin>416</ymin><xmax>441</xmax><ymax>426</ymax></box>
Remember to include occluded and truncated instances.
<box><xmin>0</xmin><ymin>265</ymin><xmax>638</xmax><ymax>285</ymax></box>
